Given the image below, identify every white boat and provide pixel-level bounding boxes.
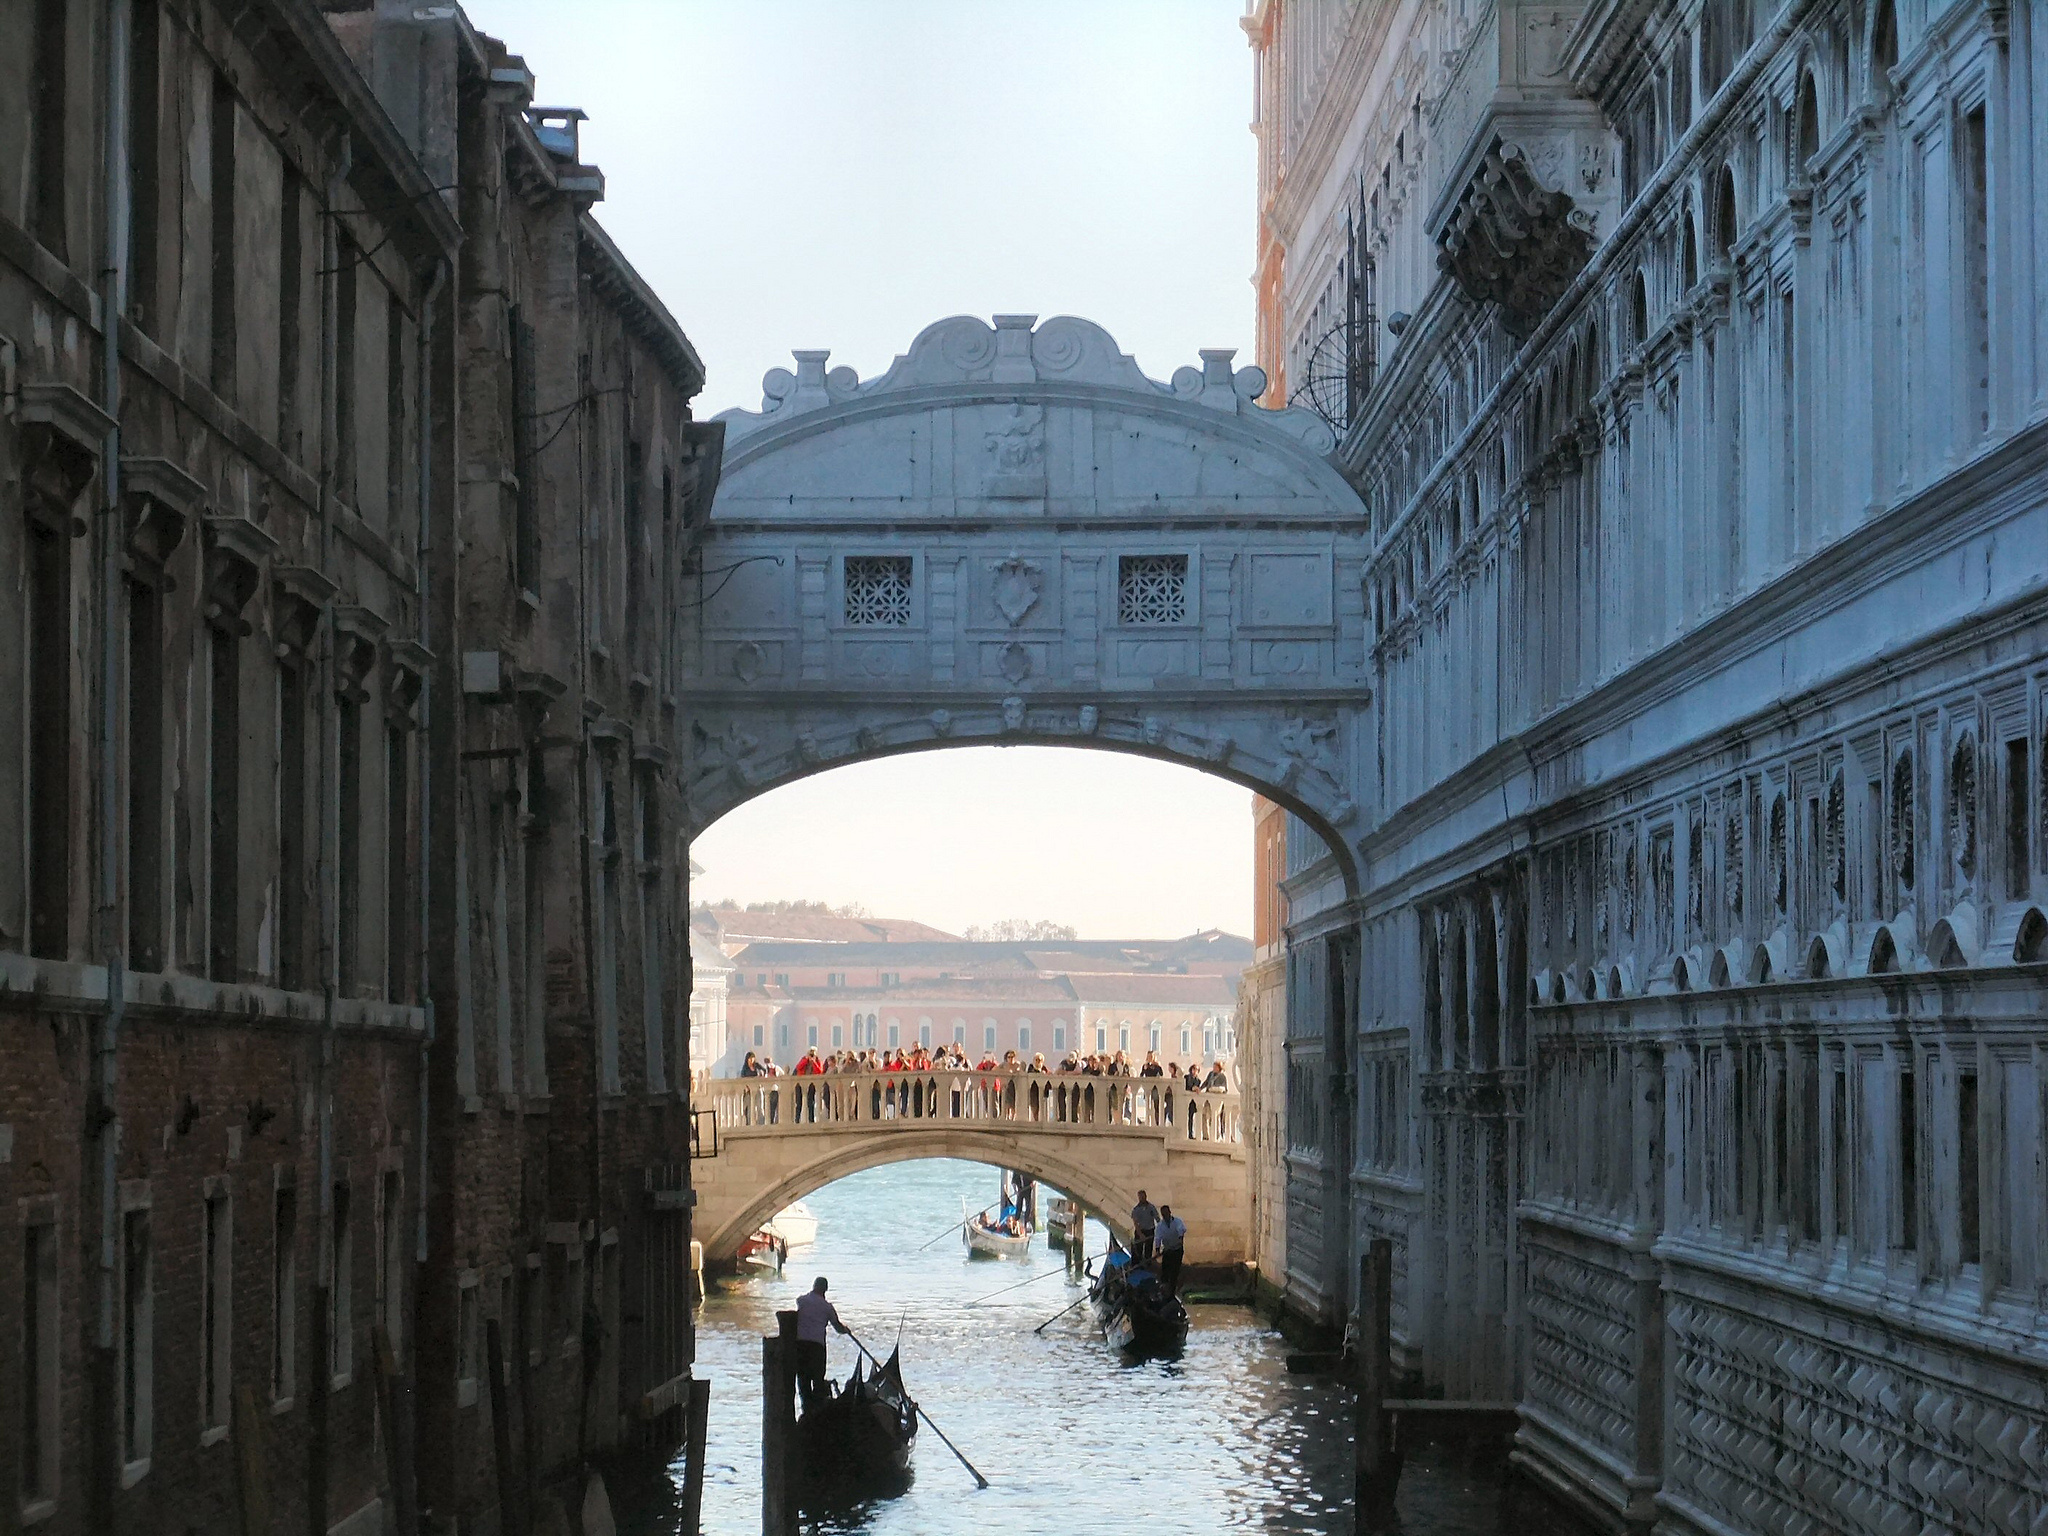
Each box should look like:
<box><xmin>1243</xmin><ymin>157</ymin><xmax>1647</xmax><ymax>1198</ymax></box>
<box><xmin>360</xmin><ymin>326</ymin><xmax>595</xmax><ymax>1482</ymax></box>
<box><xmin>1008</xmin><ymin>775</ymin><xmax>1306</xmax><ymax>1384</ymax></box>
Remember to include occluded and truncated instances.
<box><xmin>737</xmin><ymin>1229</ymin><xmax>787</xmax><ymax>1272</ymax></box>
<box><xmin>961</xmin><ymin>1196</ymin><xmax>1034</xmax><ymax>1259</ymax></box>
<box><xmin>767</xmin><ymin>1200</ymin><xmax>819</xmax><ymax>1247</ymax></box>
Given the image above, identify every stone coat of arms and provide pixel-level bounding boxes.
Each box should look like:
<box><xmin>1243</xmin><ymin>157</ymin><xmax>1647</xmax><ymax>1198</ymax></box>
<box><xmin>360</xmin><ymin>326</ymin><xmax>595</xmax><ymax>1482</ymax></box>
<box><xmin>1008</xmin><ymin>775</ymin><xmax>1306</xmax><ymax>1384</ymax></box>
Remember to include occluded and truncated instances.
<box><xmin>992</xmin><ymin>556</ymin><xmax>1042</xmax><ymax>626</ymax></box>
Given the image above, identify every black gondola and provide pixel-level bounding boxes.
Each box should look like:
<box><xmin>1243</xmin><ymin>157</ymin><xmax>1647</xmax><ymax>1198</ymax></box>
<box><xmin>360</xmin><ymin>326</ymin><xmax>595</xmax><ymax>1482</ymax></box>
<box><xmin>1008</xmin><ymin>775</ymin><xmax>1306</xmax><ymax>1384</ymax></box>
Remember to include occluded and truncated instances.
<box><xmin>796</xmin><ymin>1347</ymin><xmax>919</xmax><ymax>1497</ymax></box>
<box><xmin>1088</xmin><ymin>1245</ymin><xmax>1190</xmax><ymax>1356</ymax></box>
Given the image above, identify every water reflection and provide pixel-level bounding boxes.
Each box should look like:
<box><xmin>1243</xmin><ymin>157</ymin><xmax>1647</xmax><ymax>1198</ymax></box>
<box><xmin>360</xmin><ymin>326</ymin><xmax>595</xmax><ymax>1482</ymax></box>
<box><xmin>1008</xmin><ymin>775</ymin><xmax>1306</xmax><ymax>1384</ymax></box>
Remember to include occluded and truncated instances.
<box><xmin>631</xmin><ymin>1159</ymin><xmax>1582</xmax><ymax>1536</ymax></box>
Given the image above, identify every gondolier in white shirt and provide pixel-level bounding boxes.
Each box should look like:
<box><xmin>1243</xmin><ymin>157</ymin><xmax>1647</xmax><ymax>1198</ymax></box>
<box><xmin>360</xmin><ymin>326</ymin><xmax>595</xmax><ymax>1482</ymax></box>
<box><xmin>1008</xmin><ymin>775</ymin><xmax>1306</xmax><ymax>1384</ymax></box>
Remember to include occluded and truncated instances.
<box><xmin>1155</xmin><ymin>1206</ymin><xmax>1188</xmax><ymax>1297</ymax></box>
<box><xmin>1131</xmin><ymin>1190</ymin><xmax>1160</xmax><ymax>1264</ymax></box>
<box><xmin>795</xmin><ymin>1276</ymin><xmax>849</xmax><ymax>1407</ymax></box>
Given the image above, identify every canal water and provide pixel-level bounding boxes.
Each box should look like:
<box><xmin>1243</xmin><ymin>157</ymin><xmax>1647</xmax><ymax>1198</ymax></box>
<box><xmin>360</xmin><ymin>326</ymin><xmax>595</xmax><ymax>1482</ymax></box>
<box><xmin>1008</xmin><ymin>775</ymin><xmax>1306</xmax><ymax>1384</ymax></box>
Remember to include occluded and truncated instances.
<box><xmin>618</xmin><ymin>1159</ymin><xmax>1586</xmax><ymax>1536</ymax></box>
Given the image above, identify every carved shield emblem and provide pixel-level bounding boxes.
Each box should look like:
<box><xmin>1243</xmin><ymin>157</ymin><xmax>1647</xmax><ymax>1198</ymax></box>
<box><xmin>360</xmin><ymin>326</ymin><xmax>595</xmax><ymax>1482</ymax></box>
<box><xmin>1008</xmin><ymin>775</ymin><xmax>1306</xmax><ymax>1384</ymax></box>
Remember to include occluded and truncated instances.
<box><xmin>992</xmin><ymin>557</ymin><xmax>1042</xmax><ymax>626</ymax></box>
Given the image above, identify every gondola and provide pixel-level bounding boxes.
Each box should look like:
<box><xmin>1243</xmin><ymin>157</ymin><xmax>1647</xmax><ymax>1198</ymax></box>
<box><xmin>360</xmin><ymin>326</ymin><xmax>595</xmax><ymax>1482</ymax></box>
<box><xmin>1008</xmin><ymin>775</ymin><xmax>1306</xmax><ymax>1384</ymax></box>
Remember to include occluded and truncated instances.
<box><xmin>797</xmin><ymin>1347</ymin><xmax>918</xmax><ymax>1496</ymax></box>
<box><xmin>1088</xmin><ymin>1245</ymin><xmax>1189</xmax><ymax>1356</ymax></box>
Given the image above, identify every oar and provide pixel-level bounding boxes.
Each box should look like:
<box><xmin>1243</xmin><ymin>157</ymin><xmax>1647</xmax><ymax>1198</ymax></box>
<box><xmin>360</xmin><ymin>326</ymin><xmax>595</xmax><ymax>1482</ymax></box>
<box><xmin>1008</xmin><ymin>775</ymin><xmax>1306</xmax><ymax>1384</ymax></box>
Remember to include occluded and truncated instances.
<box><xmin>916</xmin><ymin>1202</ymin><xmax>995</xmax><ymax>1252</ymax></box>
<box><xmin>843</xmin><ymin>1329</ymin><xmax>990</xmax><ymax>1490</ymax></box>
<box><xmin>1034</xmin><ymin>1292</ymin><xmax>1092</xmax><ymax>1334</ymax></box>
<box><xmin>967</xmin><ymin>1265</ymin><xmax>1073</xmax><ymax>1306</ymax></box>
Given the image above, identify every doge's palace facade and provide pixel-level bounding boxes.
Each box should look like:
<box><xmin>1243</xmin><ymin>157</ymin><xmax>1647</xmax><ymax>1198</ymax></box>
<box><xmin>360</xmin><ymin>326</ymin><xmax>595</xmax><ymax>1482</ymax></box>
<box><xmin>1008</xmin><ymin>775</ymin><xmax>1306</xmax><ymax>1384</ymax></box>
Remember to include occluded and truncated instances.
<box><xmin>1246</xmin><ymin>1</ymin><xmax>2048</xmax><ymax>1530</ymax></box>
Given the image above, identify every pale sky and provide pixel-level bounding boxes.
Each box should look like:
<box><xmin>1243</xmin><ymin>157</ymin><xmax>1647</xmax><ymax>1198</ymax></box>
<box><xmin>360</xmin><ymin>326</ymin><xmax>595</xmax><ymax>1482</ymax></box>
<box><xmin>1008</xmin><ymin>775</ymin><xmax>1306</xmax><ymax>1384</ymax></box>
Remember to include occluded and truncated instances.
<box><xmin>462</xmin><ymin>0</ymin><xmax>1258</xmax><ymax>938</ymax></box>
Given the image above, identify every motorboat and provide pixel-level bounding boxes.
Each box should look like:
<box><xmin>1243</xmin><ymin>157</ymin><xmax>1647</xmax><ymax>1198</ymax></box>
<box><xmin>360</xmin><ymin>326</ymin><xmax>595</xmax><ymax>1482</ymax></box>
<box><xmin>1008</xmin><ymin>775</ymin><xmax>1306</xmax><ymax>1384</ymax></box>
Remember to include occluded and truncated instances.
<box><xmin>797</xmin><ymin>1347</ymin><xmax>917</xmax><ymax>1497</ymax></box>
<box><xmin>767</xmin><ymin>1200</ymin><xmax>819</xmax><ymax>1247</ymax></box>
<box><xmin>737</xmin><ymin>1228</ymin><xmax>788</xmax><ymax>1272</ymax></box>
<box><xmin>1088</xmin><ymin>1245</ymin><xmax>1188</xmax><ymax>1356</ymax></box>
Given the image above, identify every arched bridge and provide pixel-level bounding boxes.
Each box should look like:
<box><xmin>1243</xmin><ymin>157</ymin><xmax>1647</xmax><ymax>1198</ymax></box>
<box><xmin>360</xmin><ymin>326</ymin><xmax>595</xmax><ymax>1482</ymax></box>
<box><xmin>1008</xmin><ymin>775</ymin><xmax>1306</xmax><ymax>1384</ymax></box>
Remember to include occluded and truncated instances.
<box><xmin>691</xmin><ymin>1070</ymin><xmax>1248</xmax><ymax>1267</ymax></box>
<box><xmin>679</xmin><ymin>313</ymin><xmax>1373</xmax><ymax>889</ymax></box>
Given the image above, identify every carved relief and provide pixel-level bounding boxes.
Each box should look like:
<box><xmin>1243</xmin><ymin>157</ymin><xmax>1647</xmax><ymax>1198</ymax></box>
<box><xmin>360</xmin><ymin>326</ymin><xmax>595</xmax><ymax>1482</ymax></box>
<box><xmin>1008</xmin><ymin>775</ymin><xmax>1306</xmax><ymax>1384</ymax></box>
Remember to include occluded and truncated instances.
<box><xmin>991</xmin><ymin>556</ymin><xmax>1043</xmax><ymax>625</ymax></box>
<box><xmin>983</xmin><ymin>402</ymin><xmax>1047</xmax><ymax>498</ymax></box>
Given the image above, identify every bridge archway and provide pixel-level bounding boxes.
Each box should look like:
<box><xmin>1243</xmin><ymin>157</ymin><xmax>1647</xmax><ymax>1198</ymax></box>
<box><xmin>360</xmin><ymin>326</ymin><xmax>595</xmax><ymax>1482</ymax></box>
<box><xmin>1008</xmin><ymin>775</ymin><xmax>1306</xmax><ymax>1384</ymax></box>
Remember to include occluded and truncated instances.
<box><xmin>680</xmin><ymin>314</ymin><xmax>1372</xmax><ymax>890</ymax></box>
<box><xmin>692</xmin><ymin>1111</ymin><xmax>1248</xmax><ymax>1267</ymax></box>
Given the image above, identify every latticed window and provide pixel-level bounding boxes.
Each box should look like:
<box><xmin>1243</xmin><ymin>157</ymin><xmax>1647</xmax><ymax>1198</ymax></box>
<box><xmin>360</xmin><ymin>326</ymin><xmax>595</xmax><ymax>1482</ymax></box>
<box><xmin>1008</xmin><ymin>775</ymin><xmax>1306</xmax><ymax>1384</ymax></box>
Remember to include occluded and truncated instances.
<box><xmin>844</xmin><ymin>556</ymin><xmax>912</xmax><ymax>626</ymax></box>
<box><xmin>1117</xmin><ymin>554</ymin><xmax>1189</xmax><ymax>625</ymax></box>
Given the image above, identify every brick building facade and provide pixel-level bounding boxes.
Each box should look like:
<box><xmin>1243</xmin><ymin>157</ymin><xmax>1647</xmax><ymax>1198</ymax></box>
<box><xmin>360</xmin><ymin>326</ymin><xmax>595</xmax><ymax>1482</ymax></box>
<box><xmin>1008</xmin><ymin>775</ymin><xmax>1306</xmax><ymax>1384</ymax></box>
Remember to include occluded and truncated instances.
<box><xmin>1</xmin><ymin>4</ymin><xmax>715</xmax><ymax>1533</ymax></box>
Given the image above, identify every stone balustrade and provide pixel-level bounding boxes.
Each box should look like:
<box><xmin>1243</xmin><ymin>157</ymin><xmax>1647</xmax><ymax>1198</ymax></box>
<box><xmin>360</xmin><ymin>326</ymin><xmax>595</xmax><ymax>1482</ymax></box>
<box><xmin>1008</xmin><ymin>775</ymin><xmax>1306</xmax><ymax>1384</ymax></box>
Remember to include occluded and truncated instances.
<box><xmin>700</xmin><ymin>1068</ymin><xmax>1241</xmax><ymax>1146</ymax></box>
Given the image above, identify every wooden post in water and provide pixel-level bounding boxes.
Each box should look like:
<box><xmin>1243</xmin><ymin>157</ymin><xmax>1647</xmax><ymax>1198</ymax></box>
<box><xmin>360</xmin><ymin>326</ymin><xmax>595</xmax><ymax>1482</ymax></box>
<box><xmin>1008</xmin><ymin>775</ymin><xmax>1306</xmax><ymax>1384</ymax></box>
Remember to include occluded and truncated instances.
<box><xmin>679</xmin><ymin>1376</ymin><xmax>712</xmax><ymax>1535</ymax></box>
<box><xmin>762</xmin><ymin>1310</ymin><xmax>800</xmax><ymax>1536</ymax></box>
<box><xmin>1355</xmin><ymin>1238</ymin><xmax>1397</xmax><ymax>1526</ymax></box>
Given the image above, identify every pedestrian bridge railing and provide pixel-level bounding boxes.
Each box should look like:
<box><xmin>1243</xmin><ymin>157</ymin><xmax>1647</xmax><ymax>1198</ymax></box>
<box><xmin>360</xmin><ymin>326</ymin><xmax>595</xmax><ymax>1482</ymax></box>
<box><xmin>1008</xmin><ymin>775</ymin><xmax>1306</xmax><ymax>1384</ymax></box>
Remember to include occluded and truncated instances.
<box><xmin>700</xmin><ymin>1069</ymin><xmax>1242</xmax><ymax>1146</ymax></box>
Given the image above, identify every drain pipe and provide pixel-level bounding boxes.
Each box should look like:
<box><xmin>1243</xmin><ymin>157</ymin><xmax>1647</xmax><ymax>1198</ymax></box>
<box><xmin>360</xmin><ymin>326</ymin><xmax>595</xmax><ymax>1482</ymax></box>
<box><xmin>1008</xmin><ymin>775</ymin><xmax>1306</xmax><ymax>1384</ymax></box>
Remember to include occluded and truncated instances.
<box><xmin>413</xmin><ymin>256</ymin><xmax>444</xmax><ymax>1266</ymax></box>
<box><xmin>93</xmin><ymin>0</ymin><xmax>132</xmax><ymax>1515</ymax></box>
<box><xmin>311</xmin><ymin>125</ymin><xmax>354</xmax><ymax>1536</ymax></box>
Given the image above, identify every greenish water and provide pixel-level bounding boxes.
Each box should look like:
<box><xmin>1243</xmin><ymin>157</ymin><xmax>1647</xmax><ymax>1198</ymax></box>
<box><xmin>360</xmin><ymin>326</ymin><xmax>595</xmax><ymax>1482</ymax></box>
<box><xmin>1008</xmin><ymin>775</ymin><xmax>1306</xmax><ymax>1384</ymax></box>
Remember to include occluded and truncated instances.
<box><xmin>616</xmin><ymin>1159</ymin><xmax>1583</xmax><ymax>1535</ymax></box>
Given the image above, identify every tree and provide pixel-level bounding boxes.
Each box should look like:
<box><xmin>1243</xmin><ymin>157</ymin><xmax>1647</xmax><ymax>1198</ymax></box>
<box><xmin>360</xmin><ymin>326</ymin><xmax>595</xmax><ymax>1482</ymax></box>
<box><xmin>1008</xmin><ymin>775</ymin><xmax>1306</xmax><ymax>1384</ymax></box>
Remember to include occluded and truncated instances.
<box><xmin>963</xmin><ymin>918</ymin><xmax>1078</xmax><ymax>942</ymax></box>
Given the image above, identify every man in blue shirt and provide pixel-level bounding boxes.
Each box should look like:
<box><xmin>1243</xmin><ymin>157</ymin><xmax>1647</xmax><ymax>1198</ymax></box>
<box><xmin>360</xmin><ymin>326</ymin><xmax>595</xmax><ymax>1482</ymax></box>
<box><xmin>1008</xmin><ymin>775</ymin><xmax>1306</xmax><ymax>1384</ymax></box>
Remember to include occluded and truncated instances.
<box><xmin>1155</xmin><ymin>1205</ymin><xmax>1188</xmax><ymax>1296</ymax></box>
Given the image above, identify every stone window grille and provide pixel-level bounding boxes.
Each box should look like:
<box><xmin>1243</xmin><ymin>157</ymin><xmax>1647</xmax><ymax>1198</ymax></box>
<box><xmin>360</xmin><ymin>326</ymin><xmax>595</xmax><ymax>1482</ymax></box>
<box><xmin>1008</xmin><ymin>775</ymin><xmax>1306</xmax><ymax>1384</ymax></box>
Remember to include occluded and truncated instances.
<box><xmin>1949</xmin><ymin>736</ymin><xmax>1978</xmax><ymax>886</ymax></box>
<box><xmin>1891</xmin><ymin>750</ymin><xmax>1916</xmax><ymax>894</ymax></box>
<box><xmin>1118</xmin><ymin>554</ymin><xmax>1190</xmax><ymax>624</ymax></box>
<box><xmin>844</xmin><ymin>556</ymin><xmax>912</xmax><ymax>626</ymax></box>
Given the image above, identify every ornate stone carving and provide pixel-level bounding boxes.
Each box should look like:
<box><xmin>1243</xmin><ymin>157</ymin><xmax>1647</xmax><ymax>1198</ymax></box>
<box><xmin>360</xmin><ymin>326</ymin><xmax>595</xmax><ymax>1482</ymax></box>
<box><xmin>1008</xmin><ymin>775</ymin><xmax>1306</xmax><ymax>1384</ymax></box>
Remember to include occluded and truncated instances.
<box><xmin>997</xmin><ymin>642</ymin><xmax>1032</xmax><ymax>684</ymax></box>
<box><xmin>1077</xmin><ymin>705</ymin><xmax>1099</xmax><ymax>736</ymax></box>
<box><xmin>983</xmin><ymin>403</ymin><xmax>1046</xmax><ymax>498</ymax></box>
<box><xmin>719</xmin><ymin>315</ymin><xmax>1337</xmax><ymax>454</ymax></box>
<box><xmin>991</xmin><ymin>556</ymin><xmax>1043</xmax><ymax>626</ymax></box>
<box><xmin>1001</xmin><ymin>696</ymin><xmax>1025</xmax><ymax>732</ymax></box>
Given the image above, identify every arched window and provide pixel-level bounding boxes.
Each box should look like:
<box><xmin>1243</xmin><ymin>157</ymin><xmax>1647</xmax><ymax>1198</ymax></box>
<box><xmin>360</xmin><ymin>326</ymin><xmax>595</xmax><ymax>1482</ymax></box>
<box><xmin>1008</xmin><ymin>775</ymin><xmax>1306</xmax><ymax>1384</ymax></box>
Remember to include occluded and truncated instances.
<box><xmin>1680</xmin><ymin>211</ymin><xmax>1699</xmax><ymax>292</ymax></box>
<box><xmin>918</xmin><ymin>1020</ymin><xmax>932</xmax><ymax>1047</ymax></box>
<box><xmin>953</xmin><ymin>1019</ymin><xmax>966</xmax><ymax>1044</ymax></box>
<box><xmin>1714</xmin><ymin>167</ymin><xmax>1738</xmax><ymax>263</ymax></box>
<box><xmin>1795</xmin><ymin>71</ymin><xmax>1820</xmax><ymax>174</ymax></box>
<box><xmin>1118</xmin><ymin>1022</ymin><xmax>1130</xmax><ymax>1051</ymax></box>
<box><xmin>1631</xmin><ymin>272</ymin><xmax>1650</xmax><ymax>347</ymax></box>
<box><xmin>1872</xmin><ymin>0</ymin><xmax>1898</xmax><ymax>84</ymax></box>
<box><xmin>1095</xmin><ymin>1024</ymin><xmax>1107</xmax><ymax>1051</ymax></box>
<box><xmin>1017</xmin><ymin>1022</ymin><xmax>1030</xmax><ymax>1053</ymax></box>
<box><xmin>983</xmin><ymin>1019</ymin><xmax>997</xmax><ymax>1050</ymax></box>
<box><xmin>1700</xmin><ymin>8</ymin><xmax>1727</xmax><ymax>95</ymax></box>
<box><xmin>1148</xmin><ymin>1023</ymin><xmax>1161</xmax><ymax>1052</ymax></box>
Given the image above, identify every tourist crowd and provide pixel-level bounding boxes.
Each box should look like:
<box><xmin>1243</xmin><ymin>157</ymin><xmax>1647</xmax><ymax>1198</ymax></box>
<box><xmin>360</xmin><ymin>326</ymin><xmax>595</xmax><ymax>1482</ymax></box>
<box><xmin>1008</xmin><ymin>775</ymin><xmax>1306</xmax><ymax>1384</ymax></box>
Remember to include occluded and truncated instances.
<box><xmin>739</xmin><ymin>1045</ymin><xmax>1229</xmax><ymax>1092</ymax></box>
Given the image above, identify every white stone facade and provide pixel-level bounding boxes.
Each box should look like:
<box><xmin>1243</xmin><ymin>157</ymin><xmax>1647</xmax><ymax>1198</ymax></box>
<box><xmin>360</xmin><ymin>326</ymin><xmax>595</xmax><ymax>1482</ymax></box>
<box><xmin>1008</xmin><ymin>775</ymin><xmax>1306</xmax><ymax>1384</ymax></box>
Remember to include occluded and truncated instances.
<box><xmin>1247</xmin><ymin>1</ymin><xmax>2048</xmax><ymax>1531</ymax></box>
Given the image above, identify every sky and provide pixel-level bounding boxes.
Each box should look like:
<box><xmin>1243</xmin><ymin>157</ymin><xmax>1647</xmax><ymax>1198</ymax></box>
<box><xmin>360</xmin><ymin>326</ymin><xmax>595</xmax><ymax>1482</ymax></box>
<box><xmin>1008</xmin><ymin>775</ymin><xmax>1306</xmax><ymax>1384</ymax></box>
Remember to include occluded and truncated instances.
<box><xmin>462</xmin><ymin>0</ymin><xmax>1258</xmax><ymax>938</ymax></box>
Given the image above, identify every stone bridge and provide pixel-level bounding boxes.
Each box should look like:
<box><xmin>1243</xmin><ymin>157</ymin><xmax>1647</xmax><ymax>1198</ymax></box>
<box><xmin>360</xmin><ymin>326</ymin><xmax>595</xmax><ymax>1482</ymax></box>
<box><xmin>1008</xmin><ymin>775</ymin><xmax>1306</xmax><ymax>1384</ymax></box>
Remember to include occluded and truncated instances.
<box><xmin>677</xmin><ymin>313</ymin><xmax>1373</xmax><ymax>891</ymax></box>
<box><xmin>691</xmin><ymin>1069</ymin><xmax>1248</xmax><ymax>1267</ymax></box>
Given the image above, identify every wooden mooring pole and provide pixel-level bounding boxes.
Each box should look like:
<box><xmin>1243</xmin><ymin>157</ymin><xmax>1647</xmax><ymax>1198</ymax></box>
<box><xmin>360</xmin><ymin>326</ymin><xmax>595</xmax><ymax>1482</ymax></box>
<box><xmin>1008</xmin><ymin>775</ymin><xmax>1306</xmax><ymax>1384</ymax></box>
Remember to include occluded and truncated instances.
<box><xmin>679</xmin><ymin>1376</ymin><xmax>712</xmax><ymax>1535</ymax></box>
<box><xmin>762</xmin><ymin>1310</ymin><xmax>799</xmax><ymax>1536</ymax></box>
<box><xmin>1355</xmin><ymin>1237</ymin><xmax>1398</xmax><ymax>1527</ymax></box>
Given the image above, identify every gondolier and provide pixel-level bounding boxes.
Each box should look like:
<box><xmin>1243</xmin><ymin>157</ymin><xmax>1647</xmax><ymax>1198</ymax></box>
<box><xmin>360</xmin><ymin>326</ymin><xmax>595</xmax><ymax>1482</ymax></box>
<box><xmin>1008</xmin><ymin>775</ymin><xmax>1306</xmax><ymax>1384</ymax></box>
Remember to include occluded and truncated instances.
<box><xmin>1155</xmin><ymin>1205</ymin><xmax>1187</xmax><ymax>1296</ymax></box>
<box><xmin>1131</xmin><ymin>1190</ymin><xmax>1160</xmax><ymax>1264</ymax></box>
<box><xmin>796</xmin><ymin>1276</ymin><xmax>849</xmax><ymax>1406</ymax></box>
